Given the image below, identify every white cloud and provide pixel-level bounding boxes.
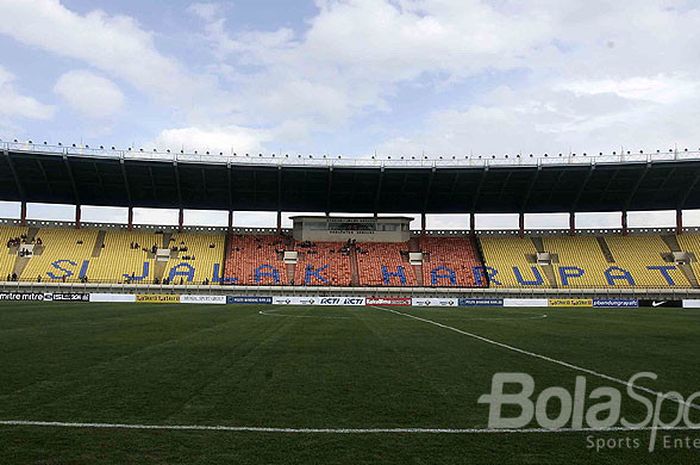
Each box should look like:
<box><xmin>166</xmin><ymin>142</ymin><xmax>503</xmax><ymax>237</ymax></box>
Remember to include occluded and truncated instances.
<box><xmin>191</xmin><ymin>0</ymin><xmax>700</xmax><ymax>156</ymax></box>
<box><xmin>0</xmin><ymin>0</ymin><xmax>219</xmax><ymax>107</ymax></box>
<box><xmin>54</xmin><ymin>70</ymin><xmax>124</xmax><ymax>119</ymax></box>
<box><xmin>154</xmin><ymin>126</ymin><xmax>269</xmax><ymax>154</ymax></box>
<box><xmin>0</xmin><ymin>66</ymin><xmax>54</xmax><ymax>120</ymax></box>
<box><xmin>195</xmin><ymin>0</ymin><xmax>555</xmax><ymax>126</ymax></box>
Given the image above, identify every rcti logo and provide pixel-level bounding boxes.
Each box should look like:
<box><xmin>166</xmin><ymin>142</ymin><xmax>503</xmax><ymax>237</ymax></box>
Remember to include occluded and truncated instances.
<box><xmin>477</xmin><ymin>372</ymin><xmax>700</xmax><ymax>452</ymax></box>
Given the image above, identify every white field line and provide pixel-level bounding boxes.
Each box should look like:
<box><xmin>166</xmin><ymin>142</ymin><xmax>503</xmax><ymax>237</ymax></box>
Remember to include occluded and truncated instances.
<box><xmin>372</xmin><ymin>306</ymin><xmax>700</xmax><ymax>412</ymax></box>
<box><xmin>0</xmin><ymin>420</ymin><xmax>698</xmax><ymax>434</ymax></box>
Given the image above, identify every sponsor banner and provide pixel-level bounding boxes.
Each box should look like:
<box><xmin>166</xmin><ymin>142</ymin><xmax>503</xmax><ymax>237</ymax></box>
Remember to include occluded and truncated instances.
<box><xmin>317</xmin><ymin>297</ymin><xmax>366</xmax><ymax>306</ymax></box>
<box><xmin>366</xmin><ymin>297</ymin><xmax>412</xmax><ymax>306</ymax></box>
<box><xmin>639</xmin><ymin>299</ymin><xmax>682</xmax><ymax>308</ymax></box>
<box><xmin>592</xmin><ymin>298</ymin><xmax>639</xmax><ymax>308</ymax></box>
<box><xmin>458</xmin><ymin>298</ymin><xmax>504</xmax><ymax>307</ymax></box>
<box><xmin>682</xmin><ymin>299</ymin><xmax>700</xmax><ymax>308</ymax></box>
<box><xmin>412</xmin><ymin>298</ymin><xmax>458</xmax><ymax>307</ymax></box>
<box><xmin>0</xmin><ymin>292</ymin><xmax>53</xmax><ymax>302</ymax></box>
<box><xmin>227</xmin><ymin>296</ymin><xmax>273</xmax><ymax>305</ymax></box>
<box><xmin>548</xmin><ymin>298</ymin><xmax>593</xmax><ymax>308</ymax></box>
<box><xmin>503</xmin><ymin>298</ymin><xmax>549</xmax><ymax>308</ymax></box>
<box><xmin>180</xmin><ymin>295</ymin><xmax>226</xmax><ymax>305</ymax></box>
<box><xmin>136</xmin><ymin>294</ymin><xmax>180</xmax><ymax>304</ymax></box>
<box><xmin>90</xmin><ymin>293</ymin><xmax>136</xmax><ymax>303</ymax></box>
<box><xmin>52</xmin><ymin>293</ymin><xmax>90</xmax><ymax>302</ymax></box>
<box><xmin>273</xmin><ymin>296</ymin><xmax>308</xmax><ymax>305</ymax></box>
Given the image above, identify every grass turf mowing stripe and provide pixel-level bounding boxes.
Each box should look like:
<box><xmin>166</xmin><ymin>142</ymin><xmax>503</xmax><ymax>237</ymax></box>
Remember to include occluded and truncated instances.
<box><xmin>372</xmin><ymin>306</ymin><xmax>700</xmax><ymax>412</ymax></box>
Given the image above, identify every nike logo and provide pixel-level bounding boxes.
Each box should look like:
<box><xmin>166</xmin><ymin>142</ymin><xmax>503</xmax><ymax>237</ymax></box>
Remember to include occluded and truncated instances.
<box><xmin>652</xmin><ymin>301</ymin><xmax>666</xmax><ymax>307</ymax></box>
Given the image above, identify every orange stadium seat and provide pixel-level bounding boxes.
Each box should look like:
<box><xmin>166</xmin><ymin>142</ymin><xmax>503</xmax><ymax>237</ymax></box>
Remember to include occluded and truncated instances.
<box><xmin>224</xmin><ymin>234</ymin><xmax>289</xmax><ymax>285</ymax></box>
<box><xmin>420</xmin><ymin>236</ymin><xmax>483</xmax><ymax>287</ymax></box>
<box><xmin>357</xmin><ymin>242</ymin><xmax>417</xmax><ymax>286</ymax></box>
<box><xmin>294</xmin><ymin>242</ymin><xmax>351</xmax><ymax>286</ymax></box>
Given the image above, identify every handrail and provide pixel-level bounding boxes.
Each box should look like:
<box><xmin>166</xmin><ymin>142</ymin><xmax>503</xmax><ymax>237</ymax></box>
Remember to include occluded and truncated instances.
<box><xmin>3</xmin><ymin>140</ymin><xmax>699</xmax><ymax>169</ymax></box>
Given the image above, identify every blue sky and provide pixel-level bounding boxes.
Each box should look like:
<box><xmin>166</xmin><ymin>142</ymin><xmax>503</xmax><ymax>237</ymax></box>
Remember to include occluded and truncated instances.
<box><xmin>1</xmin><ymin>0</ymin><xmax>700</xmax><ymax>227</ymax></box>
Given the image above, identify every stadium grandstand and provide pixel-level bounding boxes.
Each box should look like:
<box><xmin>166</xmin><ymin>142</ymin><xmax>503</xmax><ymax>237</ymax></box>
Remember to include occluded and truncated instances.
<box><xmin>2</xmin><ymin>140</ymin><xmax>700</xmax><ymax>295</ymax></box>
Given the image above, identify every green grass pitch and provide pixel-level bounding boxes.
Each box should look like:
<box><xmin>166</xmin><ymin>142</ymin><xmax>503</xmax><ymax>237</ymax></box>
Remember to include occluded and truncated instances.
<box><xmin>0</xmin><ymin>302</ymin><xmax>698</xmax><ymax>464</ymax></box>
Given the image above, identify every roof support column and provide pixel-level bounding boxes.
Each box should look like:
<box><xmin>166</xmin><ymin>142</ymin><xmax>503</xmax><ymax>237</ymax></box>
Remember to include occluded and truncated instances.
<box><xmin>276</xmin><ymin>211</ymin><xmax>282</xmax><ymax>235</ymax></box>
<box><xmin>421</xmin><ymin>212</ymin><xmax>426</xmax><ymax>235</ymax></box>
<box><xmin>569</xmin><ymin>212</ymin><xmax>575</xmax><ymax>236</ymax></box>
<box><xmin>228</xmin><ymin>210</ymin><xmax>234</xmax><ymax>232</ymax></box>
<box><xmin>75</xmin><ymin>204</ymin><xmax>81</xmax><ymax>230</ymax></box>
<box><xmin>469</xmin><ymin>212</ymin><xmax>476</xmax><ymax>235</ymax></box>
<box><xmin>20</xmin><ymin>201</ymin><xmax>27</xmax><ymax>227</ymax></box>
<box><xmin>178</xmin><ymin>208</ymin><xmax>184</xmax><ymax>233</ymax></box>
<box><xmin>519</xmin><ymin>212</ymin><xmax>525</xmax><ymax>238</ymax></box>
<box><xmin>676</xmin><ymin>209</ymin><xmax>683</xmax><ymax>236</ymax></box>
<box><xmin>621</xmin><ymin>211</ymin><xmax>628</xmax><ymax>236</ymax></box>
<box><xmin>127</xmin><ymin>206</ymin><xmax>134</xmax><ymax>231</ymax></box>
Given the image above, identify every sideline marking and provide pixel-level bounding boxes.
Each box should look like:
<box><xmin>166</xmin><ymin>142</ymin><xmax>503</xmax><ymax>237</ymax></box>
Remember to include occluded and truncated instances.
<box><xmin>372</xmin><ymin>306</ymin><xmax>700</xmax><ymax>412</ymax></box>
<box><xmin>0</xmin><ymin>420</ymin><xmax>698</xmax><ymax>434</ymax></box>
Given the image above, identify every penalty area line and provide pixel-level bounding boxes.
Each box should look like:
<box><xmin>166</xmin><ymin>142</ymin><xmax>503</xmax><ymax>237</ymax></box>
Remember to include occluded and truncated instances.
<box><xmin>0</xmin><ymin>420</ymin><xmax>698</xmax><ymax>435</ymax></box>
<box><xmin>371</xmin><ymin>306</ymin><xmax>700</xmax><ymax>412</ymax></box>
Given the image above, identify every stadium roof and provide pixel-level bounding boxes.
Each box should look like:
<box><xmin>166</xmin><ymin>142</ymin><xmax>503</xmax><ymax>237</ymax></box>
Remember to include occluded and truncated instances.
<box><xmin>2</xmin><ymin>141</ymin><xmax>700</xmax><ymax>214</ymax></box>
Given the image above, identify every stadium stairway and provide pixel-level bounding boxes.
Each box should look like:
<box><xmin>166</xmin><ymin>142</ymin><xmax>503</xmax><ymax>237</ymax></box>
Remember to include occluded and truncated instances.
<box><xmin>530</xmin><ymin>237</ymin><xmax>558</xmax><ymax>288</ymax></box>
<box><xmin>596</xmin><ymin>236</ymin><xmax>616</xmax><ymax>263</ymax></box>
<box><xmin>662</xmin><ymin>234</ymin><xmax>699</xmax><ymax>288</ymax></box>
<box><xmin>348</xmin><ymin>245</ymin><xmax>360</xmax><ymax>286</ymax></box>
<box><xmin>91</xmin><ymin>230</ymin><xmax>106</xmax><ymax>257</ymax></box>
<box><xmin>408</xmin><ymin>237</ymin><xmax>424</xmax><ymax>287</ymax></box>
<box><xmin>12</xmin><ymin>227</ymin><xmax>40</xmax><ymax>279</ymax></box>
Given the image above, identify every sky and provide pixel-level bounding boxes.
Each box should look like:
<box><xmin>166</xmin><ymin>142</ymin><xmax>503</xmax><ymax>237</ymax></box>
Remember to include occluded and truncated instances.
<box><xmin>1</xmin><ymin>0</ymin><xmax>700</xmax><ymax>228</ymax></box>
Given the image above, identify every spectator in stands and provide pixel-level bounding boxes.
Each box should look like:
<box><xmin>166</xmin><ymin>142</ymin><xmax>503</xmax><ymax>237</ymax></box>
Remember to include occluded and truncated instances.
<box><xmin>11</xmin><ymin>273</ymin><xmax>17</xmax><ymax>281</ymax></box>
<box><xmin>37</xmin><ymin>275</ymin><xmax>42</xmax><ymax>283</ymax></box>
<box><xmin>6</xmin><ymin>274</ymin><xmax>10</xmax><ymax>282</ymax></box>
